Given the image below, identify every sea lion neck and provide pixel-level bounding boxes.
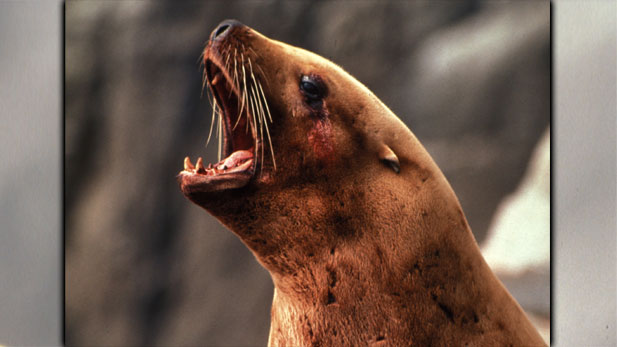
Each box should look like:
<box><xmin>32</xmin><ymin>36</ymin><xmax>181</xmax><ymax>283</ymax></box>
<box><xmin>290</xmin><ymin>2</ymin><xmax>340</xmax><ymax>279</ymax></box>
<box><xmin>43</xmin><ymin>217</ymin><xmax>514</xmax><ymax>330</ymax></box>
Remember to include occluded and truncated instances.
<box><xmin>265</xmin><ymin>218</ymin><xmax>510</xmax><ymax>346</ymax></box>
<box><xmin>204</xmin><ymin>164</ymin><xmax>471</xmax><ymax>279</ymax></box>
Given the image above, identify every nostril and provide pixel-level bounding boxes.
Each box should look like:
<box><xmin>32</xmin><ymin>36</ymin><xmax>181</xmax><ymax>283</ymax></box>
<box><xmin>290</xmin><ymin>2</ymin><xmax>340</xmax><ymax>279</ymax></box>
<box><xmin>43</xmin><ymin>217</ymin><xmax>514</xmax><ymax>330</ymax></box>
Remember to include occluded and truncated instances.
<box><xmin>210</xmin><ymin>20</ymin><xmax>245</xmax><ymax>41</ymax></box>
<box><xmin>213</xmin><ymin>24</ymin><xmax>230</xmax><ymax>39</ymax></box>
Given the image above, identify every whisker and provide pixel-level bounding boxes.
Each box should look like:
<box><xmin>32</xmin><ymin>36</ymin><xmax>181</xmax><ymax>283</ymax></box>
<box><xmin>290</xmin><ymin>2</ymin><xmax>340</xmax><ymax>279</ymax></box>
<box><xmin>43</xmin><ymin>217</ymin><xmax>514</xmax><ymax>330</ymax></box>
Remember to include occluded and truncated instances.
<box><xmin>257</xmin><ymin>81</ymin><xmax>273</xmax><ymax>123</ymax></box>
<box><xmin>239</xmin><ymin>53</ymin><xmax>249</xmax><ymax>132</ymax></box>
<box><xmin>224</xmin><ymin>51</ymin><xmax>231</xmax><ymax>72</ymax></box>
<box><xmin>237</xmin><ymin>45</ymin><xmax>250</xmax><ymax>135</ymax></box>
<box><xmin>205</xmin><ymin>79</ymin><xmax>215</xmax><ymax>111</ymax></box>
<box><xmin>206</xmin><ymin>97</ymin><xmax>218</xmax><ymax>146</ymax></box>
<box><xmin>231</xmin><ymin>49</ymin><xmax>239</xmax><ymax>97</ymax></box>
<box><xmin>247</xmin><ymin>82</ymin><xmax>259</xmax><ymax>160</ymax></box>
<box><xmin>247</xmin><ymin>46</ymin><xmax>258</xmax><ymax>58</ymax></box>
<box><xmin>262</xmin><ymin>106</ymin><xmax>277</xmax><ymax>170</ymax></box>
<box><xmin>197</xmin><ymin>49</ymin><xmax>205</xmax><ymax>65</ymax></box>
<box><xmin>232</xmin><ymin>112</ymin><xmax>243</xmax><ymax>131</ymax></box>
<box><xmin>247</xmin><ymin>59</ymin><xmax>264</xmax><ymax>169</ymax></box>
<box><xmin>231</xmin><ymin>52</ymin><xmax>244</xmax><ymax>131</ymax></box>
<box><xmin>251</xmin><ymin>86</ymin><xmax>267</xmax><ymax>173</ymax></box>
<box><xmin>232</xmin><ymin>107</ymin><xmax>244</xmax><ymax>131</ymax></box>
<box><xmin>200</xmin><ymin>69</ymin><xmax>208</xmax><ymax>99</ymax></box>
<box><xmin>255</xmin><ymin>64</ymin><xmax>269</xmax><ymax>88</ymax></box>
<box><xmin>248</xmin><ymin>58</ymin><xmax>276</xmax><ymax>170</ymax></box>
<box><xmin>250</xmin><ymin>84</ymin><xmax>265</xmax><ymax>175</ymax></box>
<box><xmin>217</xmin><ymin>105</ymin><xmax>223</xmax><ymax>162</ymax></box>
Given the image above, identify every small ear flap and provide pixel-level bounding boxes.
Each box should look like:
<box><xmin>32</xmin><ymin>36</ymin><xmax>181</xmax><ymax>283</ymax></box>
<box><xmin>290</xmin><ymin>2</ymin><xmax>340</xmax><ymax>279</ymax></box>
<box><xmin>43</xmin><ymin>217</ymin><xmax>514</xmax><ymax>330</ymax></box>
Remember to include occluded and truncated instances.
<box><xmin>379</xmin><ymin>144</ymin><xmax>400</xmax><ymax>174</ymax></box>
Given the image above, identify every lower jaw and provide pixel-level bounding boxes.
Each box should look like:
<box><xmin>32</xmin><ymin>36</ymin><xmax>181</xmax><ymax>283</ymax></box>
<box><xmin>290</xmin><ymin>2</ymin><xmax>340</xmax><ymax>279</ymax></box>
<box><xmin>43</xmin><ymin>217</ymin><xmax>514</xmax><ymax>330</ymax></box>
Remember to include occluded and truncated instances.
<box><xmin>179</xmin><ymin>148</ymin><xmax>256</xmax><ymax>194</ymax></box>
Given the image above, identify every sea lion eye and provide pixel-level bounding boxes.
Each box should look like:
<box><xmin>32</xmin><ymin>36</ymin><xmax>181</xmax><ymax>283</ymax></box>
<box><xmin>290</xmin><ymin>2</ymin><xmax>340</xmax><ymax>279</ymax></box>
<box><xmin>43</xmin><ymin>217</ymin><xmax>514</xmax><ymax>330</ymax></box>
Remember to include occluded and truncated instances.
<box><xmin>300</xmin><ymin>75</ymin><xmax>325</xmax><ymax>101</ymax></box>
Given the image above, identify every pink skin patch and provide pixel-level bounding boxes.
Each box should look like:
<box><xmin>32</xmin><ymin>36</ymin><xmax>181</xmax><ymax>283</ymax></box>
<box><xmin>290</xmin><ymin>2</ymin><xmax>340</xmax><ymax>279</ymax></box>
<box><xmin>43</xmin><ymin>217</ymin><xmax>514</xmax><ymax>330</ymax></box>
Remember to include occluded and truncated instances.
<box><xmin>308</xmin><ymin>116</ymin><xmax>335</xmax><ymax>165</ymax></box>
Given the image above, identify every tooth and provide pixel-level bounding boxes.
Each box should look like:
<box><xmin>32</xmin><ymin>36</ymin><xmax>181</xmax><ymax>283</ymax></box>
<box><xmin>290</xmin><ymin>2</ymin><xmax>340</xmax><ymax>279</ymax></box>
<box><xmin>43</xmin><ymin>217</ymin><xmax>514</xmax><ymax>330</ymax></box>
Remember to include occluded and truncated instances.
<box><xmin>184</xmin><ymin>156</ymin><xmax>195</xmax><ymax>171</ymax></box>
<box><xmin>208</xmin><ymin>163</ymin><xmax>213</xmax><ymax>169</ymax></box>
<box><xmin>196</xmin><ymin>157</ymin><xmax>205</xmax><ymax>173</ymax></box>
<box><xmin>212</xmin><ymin>73</ymin><xmax>221</xmax><ymax>85</ymax></box>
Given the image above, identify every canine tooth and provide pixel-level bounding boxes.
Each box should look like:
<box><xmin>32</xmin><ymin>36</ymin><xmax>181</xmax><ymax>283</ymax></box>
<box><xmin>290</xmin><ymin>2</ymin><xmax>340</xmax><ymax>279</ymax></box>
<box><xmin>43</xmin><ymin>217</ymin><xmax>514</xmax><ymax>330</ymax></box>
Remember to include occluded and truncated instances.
<box><xmin>212</xmin><ymin>73</ymin><xmax>221</xmax><ymax>85</ymax></box>
<box><xmin>184</xmin><ymin>156</ymin><xmax>194</xmax><ymax>170</ymax></box>
<box><xmin>208</xmin><ymin>163</ymin><xmax>213</xmax><ymax>169</ymax></box>
<box><xmin>196</xmin><ymin>157</ymin><xmax>205</xmax><ymax>172</ymax></box>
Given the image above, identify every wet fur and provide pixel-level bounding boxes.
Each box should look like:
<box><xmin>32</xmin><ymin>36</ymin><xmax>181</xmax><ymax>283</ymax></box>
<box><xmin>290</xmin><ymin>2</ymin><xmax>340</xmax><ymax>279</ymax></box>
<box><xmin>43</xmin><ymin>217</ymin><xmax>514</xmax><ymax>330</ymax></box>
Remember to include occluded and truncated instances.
<box><xmin>181</xmin><ymin>24</ymin><xmax>545</xmax><ymax>346</ymax></box>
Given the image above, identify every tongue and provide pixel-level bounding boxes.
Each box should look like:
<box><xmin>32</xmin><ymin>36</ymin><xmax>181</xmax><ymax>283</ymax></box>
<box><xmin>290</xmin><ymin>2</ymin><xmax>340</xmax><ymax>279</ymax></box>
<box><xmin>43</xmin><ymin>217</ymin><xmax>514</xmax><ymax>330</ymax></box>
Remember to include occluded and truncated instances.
<box><xmin>220</xmin><ymin>149</ymin><xmax>253</xmax><ymax>169</ymax></box>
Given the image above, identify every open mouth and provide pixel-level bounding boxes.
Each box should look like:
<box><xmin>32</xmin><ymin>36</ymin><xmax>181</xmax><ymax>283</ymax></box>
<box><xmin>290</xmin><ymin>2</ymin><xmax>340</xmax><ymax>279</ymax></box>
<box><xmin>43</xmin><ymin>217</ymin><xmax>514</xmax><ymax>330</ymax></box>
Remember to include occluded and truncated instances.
<box><xmin>179</xmin><ymin>54</ymin><xmax>258</xmax><ymax>192</ymax></box>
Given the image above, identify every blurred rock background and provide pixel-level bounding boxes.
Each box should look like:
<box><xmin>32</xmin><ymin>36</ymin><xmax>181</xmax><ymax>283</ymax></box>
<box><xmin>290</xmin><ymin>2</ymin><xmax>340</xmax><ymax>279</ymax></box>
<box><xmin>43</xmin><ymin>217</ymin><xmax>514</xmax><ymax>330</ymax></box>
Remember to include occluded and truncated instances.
<box><xmin>65</xmin><ymin>2</ymin><xmax>549</xmax><ymax>346</ymax></box>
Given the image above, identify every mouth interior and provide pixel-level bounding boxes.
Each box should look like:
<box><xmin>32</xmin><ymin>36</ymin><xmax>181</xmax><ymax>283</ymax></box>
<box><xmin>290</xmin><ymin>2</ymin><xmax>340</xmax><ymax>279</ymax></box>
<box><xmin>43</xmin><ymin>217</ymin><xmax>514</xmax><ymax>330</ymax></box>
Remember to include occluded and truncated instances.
<box><xmin>183</xmin><ymin>59</ymin><xmax>256</xmax><ymax>178</ymax></box>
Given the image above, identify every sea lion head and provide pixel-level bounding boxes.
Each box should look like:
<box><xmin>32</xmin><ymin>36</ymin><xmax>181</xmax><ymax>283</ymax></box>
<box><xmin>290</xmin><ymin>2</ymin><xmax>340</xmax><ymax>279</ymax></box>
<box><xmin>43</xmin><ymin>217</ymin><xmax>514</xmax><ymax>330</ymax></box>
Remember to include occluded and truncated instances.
<box><xmin>178</xmin><ymin>20</ymin><xmax>467</xmax><ymax>275</ymax></box>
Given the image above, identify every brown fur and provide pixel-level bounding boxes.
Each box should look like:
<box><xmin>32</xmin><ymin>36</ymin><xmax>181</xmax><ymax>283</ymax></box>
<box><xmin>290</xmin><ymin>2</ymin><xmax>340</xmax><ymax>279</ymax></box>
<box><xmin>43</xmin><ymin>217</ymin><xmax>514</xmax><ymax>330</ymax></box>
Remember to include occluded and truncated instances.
<box><xmin>179</xmin><ymin>22</ymin><xmax>546</xmax><ymax>346</ymax></box>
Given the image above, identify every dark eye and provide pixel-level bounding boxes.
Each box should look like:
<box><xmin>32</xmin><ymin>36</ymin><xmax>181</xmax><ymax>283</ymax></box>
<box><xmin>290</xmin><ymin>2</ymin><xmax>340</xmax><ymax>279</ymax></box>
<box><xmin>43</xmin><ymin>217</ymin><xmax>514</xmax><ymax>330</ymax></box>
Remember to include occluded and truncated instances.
<box><xmin>300</xmin><ymin>75</ymin><xmax>325</xmax><ymax>101</ymax></box>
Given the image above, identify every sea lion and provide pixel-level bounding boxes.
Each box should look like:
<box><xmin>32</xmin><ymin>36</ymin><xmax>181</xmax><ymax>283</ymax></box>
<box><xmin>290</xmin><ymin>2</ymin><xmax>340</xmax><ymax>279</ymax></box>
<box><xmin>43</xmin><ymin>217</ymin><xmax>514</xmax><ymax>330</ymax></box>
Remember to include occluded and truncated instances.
<box><xmin>178</xmin><ymin>20</ymin><xmax>546</xmax><ymax>346</ymax></box>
